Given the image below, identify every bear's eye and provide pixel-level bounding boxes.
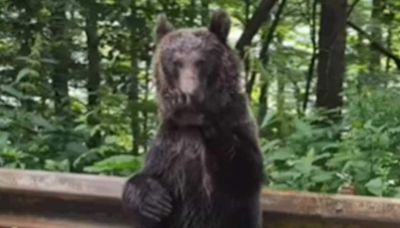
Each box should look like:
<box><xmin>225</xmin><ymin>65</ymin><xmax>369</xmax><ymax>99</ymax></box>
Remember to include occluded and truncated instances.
<box><xmin>174</xmin><ymin>60</ymin><xmax>183</xmax><ymax>69</ymax></box>
<box><xmin>195</xmin><ymin>59</ymin><xmax>205</xmax><ymax>67</ymax></box>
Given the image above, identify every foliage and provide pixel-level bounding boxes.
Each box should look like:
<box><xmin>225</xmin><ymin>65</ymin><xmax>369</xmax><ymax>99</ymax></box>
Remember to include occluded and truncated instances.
<box><xmin>0</xmin><ymin>0</ymin><xmax>400</xmax><ymax>198</ymax></box>
<box><xmin>263</xmin><ymin>88</ymin><xmax>400</xmax><ymax>197</ymax></box>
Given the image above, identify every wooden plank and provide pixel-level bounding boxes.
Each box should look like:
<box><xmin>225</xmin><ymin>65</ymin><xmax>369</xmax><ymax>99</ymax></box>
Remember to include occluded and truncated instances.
<box><xmin>262</xmin><ymin>190</ymin><xmax>400</xmax><ymax>223</ymax></box>
<box><xmin>0</xmin><ymin>169</ymin><xmax>129</xmax><ymax>228</ymax></box>
<box><xmin>1</xmin><ymin>169</ymin><xmax>400</xmax><ymax>227</ymax></box>
<box><xmin>0</xmin><ymin>214</ymin><xmax>130</xmax><ymax>228</ymax></box>
<box><xmin>0</xmin><ymin>169</ymin><xmax>124</xmax><ymax>202</ymax></box>
<box><xmin>263</xmin><ymin>214</ymin><xmax>397</xmax><ymax>228</ymax></box>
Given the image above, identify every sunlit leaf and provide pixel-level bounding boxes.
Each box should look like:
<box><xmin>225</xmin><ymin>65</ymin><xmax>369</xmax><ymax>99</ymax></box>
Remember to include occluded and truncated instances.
<box><xmin>365</xmin><ymin>178</ymin><xmax>383</xmax><ymax>196</ymax></box>
<box><xmin>84</xmin><ymin>155</ymin><xmax>142</xmax><ymax>174</ymax></box>
<box><xmin>0</xmin><ymin>85</ymin><xmax>25</xmax><ymax>99</ymax></box>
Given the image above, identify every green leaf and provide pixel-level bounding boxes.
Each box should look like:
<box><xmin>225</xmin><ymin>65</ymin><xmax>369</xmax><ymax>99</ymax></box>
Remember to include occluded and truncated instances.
<box><xmin>15</xmin><ymin>68</ymin><xmax>38</xmax><ymax>83</ymax></box>
<box><xmin>66</xmin><ymin>142</ymin><xmax>88</xmax><ymax>154</ymax></box>
<box><xmin>260</xmin><ymin>111</ymin><xmax>276</xmax><ymax>129</ymax></box>
<box><xmin>388</xmin><ymin>127</ymin><xmax>400</xmax><ymax>134</ymax></box>
<box><xmin>105</xmin><ymin>135</ymin><xmax>119</xmax><ymax>144</ymax></box>
<box><xmin>137</xmin><ymin>100</ymin><xmax>157</xmax><ymax>113</ymax></box>
<box><xmin>270</xmin><ymin>170</ymin><xmax>301</xmax><ymax>182</ymax></box>
<box><xmin>100</xmin><ymin>0</ymin><xmax>117</xmax><ymax>5</ymax></box>
<box><xmin>293</xmin><ymin>149</ymin><xmax>316</xmax><ymax>175</ymax></box>
<box><xmin>393</xmin><ymin>187</ymin><xmax>400</xmax><ymax>198</ymax></box>
<box><xmin>31</xmin><ymin>115</ymin><xmax>55</xmax><ymax>131</ymax></box>
<box><xmin>44</xmin><ymin>159</ymin><xmax>70</xmax><ymax>172</ymax></box>
<box><xmin>255</xmin><ymin>59</ymin><xmax>269</xmax><ymax>84</ymax></box>
<box><xmin>312</xmin><ymin>171</ymin><xmax>334</xmax><ymax>183</ymax></box>
<box><xmin>84</xmin><ymin>155</ymin><xmax>142</xmax><ymax>174</ymax></box>
<box><xmin>377</xmin><ymin>133</ymin><xmax>390</xmax><ymax>147</ymax></box>
<box><xmin>266</xmin><ymin>148</ymin><xmax>292</xmax><ymax>162</ymax></box>
<box><xmin>0</xmin><ymin>132</ymin><xmax>9</xmax><ymax>147</ymax></box>
<box><xmin>0</xmin><ymin>117</ymin><xmax>12</xmax><ymax>128</ymax></box>
<box><xmin>294</xmin><ymin>119</ymin><xmax>313</xmax><ymax>138</ymax></box>
<box><xmin>0</xmin><ymin>85</ymin><xmax>25</xmax><ymax>99</ymax></box>
<box><xmin>322</xmin><ymin>142</ymin><xmax>339</xmax><ymax>151</ymax></box>
<box><xmin>365</xmin><ymin>177</ymin><xmax>383</xmax><ymax>196</ymax></box>
<box><xmin>261</xmin><ymin>139</ymin><xmax>280</xmax><ymax>153</ymax></box>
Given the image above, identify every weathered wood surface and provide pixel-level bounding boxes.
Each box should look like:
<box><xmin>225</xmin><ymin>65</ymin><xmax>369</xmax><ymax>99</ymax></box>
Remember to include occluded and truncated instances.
<box><xmin>0</xmin><ymin>169</ymin><xmax>400</xmax><ymax>228</ymax></box>
<box><xmin>262</xmin><ymin>191</ymin><xmax>400</xmax><ymax>228</ymax></box>
<box><xmin>0</xmin><ymin>169</ymin><xmax>129</xmax><ymax>228</ymax></box>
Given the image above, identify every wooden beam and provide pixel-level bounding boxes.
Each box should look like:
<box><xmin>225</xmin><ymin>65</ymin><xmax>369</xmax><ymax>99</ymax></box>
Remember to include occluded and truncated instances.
<box><xmin>0</xmin><ymin>169</ymin><xmax>129</xmax><ymax>227</ymax></box>
<box><xmin>0</xmin><ymin>214</ymin><xmax>129</xmax><ymax>228</ymax></box>
<box><xmin>1</xmin><ymin>169</ymin><xmax>400</xmax><ymax>227</ymax></box>
<box><xmin>262</xmin><ymin>190</ymin><xmax>400</xmax><ymax>228</ymax></box>
<box><xmin>0</xmin><ymin>168</ymin><xmax>124</xmax><ymax>201</ymax></box>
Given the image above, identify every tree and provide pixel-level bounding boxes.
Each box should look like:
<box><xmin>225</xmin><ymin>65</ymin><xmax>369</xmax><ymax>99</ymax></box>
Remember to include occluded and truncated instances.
<box><xmin>49</xmin><ymin>1</ymin><xmax>71</xmax><ymax>121</ymax></box>
<box><xmin>84</xmin><ymin>0</ymin><xmax>102</xmax><ymax>148</ymax></box>
<box><xmin>369</xmin><ymin>0</ymin><xmax>383</xmax><ymax>74</ymax></box>
<box><xmin>235</xmin><ymin>0</ymin><xmax>278</xmax><ymax>57</ymax></box>
<box><xmin>348</xmin><ymin>21</ymin><xmax>400</xmax><ymax>70</ymax></box>
<box><xmin>315</xmin><ymin>0</ymin><xmax>347</xmax><ymax>117</ymax></box>
<box><xmin>129</xmin><ymin>1</ymin><xmax>141</xmax><ymax>155</ymax></box>
<box><xmin>257</xmin><ymin>0</ymin><xmax>287</xmax><ymax>123</ymax></box>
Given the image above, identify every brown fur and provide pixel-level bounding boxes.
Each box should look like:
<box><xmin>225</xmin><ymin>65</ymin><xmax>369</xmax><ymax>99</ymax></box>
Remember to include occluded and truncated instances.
<box><xmin>122</xmin><ymin>10</ymin><xmax>263</xmax><ymax>228</ymax></box>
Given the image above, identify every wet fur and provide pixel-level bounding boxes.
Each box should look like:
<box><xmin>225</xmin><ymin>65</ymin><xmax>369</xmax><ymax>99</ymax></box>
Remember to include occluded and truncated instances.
<box><xmin>122</xmin><ymin>10</ymin><xmax>264</xmax><ymax>228</ymax></box>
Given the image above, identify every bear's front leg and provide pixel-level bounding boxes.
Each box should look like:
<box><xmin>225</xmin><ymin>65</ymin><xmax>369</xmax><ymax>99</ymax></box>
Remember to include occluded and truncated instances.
<box><xmin>201</xmin><ymin>117</ymin><xmax>264</xmax><ymax>197</ymax></box>
<box><xmin>122</xmin><ymin>174</ymin><xmax>173</xmax><ymax>228</ymax></box>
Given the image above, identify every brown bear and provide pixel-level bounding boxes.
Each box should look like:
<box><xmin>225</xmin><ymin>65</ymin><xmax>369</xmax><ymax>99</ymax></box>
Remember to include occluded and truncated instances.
<box><xmin>122</xmin><ymin>10</ymin><xmax>264</xmax><ymax>228</ymax></box>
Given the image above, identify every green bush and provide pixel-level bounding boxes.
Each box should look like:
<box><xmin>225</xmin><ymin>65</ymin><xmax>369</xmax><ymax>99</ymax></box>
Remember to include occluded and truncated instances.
<box><xmin>263</xmin><ymin>88</ymin><xmax>400</xmax><ymax>197</ymax></box>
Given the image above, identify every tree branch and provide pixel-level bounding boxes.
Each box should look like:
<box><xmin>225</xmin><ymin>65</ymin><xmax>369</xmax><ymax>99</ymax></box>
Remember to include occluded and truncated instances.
<box><xmin>256</xmin><ymin>0</ymin><xmax>287</xmax><ymax>122</ymax></box>
<box><xmin>347</xmin><ymin>0</ymin><xmax>361</xmax><ymax>17</ymax></box>
<box><xmin>259</xmin><ymin>0</ymin><xmax>286</xmax><ymax>63</ymax></box>
<box><xmin>347</xmin><ymin>21</ymin><xmax>400</xmax><ymax>69</ymax></box>
<box><xmin>303</xmin><ymin>0</ymin><xmax>318</xmax><ymax>112</ymax></box>
<box><xmin>235</xmin><ymin>0</ymin><xmax>278</xmax><ymax>57</ymax></box>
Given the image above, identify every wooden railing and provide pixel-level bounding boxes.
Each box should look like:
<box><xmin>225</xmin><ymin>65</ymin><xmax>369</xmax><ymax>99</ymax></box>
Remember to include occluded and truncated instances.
<box><xmin>0</xmin><ymin>169</ymin><xmax>400</xmax><ymax>228</ymax></box>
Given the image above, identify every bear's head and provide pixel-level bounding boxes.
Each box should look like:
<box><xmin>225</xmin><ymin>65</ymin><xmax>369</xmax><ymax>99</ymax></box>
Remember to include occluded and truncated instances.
<box><xmin>153</xmin><ymin>10</ymin><xmax>242</xmax><ymax>125</ymax></box>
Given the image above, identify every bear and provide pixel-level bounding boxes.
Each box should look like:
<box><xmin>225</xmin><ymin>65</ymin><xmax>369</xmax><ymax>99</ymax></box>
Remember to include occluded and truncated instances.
<box><xmin>121</xmin><ymin>10</ymin><xmax>264</xmax><ymax>228</ymax></box>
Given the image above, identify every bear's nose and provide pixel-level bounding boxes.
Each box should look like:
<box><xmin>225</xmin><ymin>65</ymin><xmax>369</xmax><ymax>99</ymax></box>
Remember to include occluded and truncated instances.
<box><xmin>179</xmin><ymin>68</ymin><xmax>199</xmax><ymax>94</ymax></box>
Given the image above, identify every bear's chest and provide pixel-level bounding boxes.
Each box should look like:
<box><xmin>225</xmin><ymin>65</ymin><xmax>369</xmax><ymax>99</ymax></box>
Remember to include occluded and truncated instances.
<box><xmin>161</xmin><ymin>132</ymin><xmax>213</xmax><ymax>193</ymax></box>
<box><xmin>149</xmin><ymin>129</ymin><xmax>239</xmax><ymax>228</ymax></box>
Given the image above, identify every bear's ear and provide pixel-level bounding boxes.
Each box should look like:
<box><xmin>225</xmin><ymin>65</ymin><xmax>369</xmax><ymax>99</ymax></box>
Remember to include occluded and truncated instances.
<box><xmin>155</xmin><ymin>14</ymin><xmax>174</xmax><ymax>43</ymax></box>
<box><xmin>209</xmin><ymin>10</ymin><xmax>231</xmax><ymax>43</ymax></box>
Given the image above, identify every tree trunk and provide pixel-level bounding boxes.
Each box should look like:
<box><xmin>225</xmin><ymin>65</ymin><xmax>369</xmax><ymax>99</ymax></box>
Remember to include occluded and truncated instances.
<box><xmin>16</xmin><ymin>5</ymin><xmax>35</xmax><ymax>111</ymax></box>
<box><xmin>276</xmin><ymin>73</ymin><xmax>287</xmax><ymax>137</ymax></box>
<box><xmin>303</xmin><ymin>0</ymin><xmax>318</xmax><ymax>112</ymax></box>
<box><xmin>235</xmin><ymin>0</ymin><xmax>278</xmax><ymax>57</ymax></box>
<box><xmin>188</xmin><ymin>0</ymin><xmax>197</xmax><ymax>26</ymax></box>
<box><xmin>200</xmin><ymin>0</ymin><xmax>209</xmax><ymax>26</ymax></box>
<box><xmin>50</xmin><ymin>2</ymin><xmax>71</xmax><ymax>121</ymax></box>
<box><xmin>258</xmin><ymin>82</ymin><xmax>269</xmax><ymax>124</ymax></box>
<box><xmin>368</xmin><ymin>0</ymin><xmax>382</xmax><ymax>74</ymax></box>
<box><xmin>129</xmin><ymin>1</ymin><xmax>141</xmax><ymax>155</ymax></box>
<box><xmin>316</xmin><ymin>0</ymin><xmax>347</xmax><ymax>117</ymax></box>
<box><xmin>256</xmin><ymin>0</ymin><xmax>287</xmax><ymax>123</ymax></box>
<box><xmin>385</xmin><ymin>28</ymin><xmax>392</xmax><ymax>72</ymax></box>
<box><xmin>142</xmin><ymin>58</ymin><xmax>152</xmax><ymax>153</ymax></box>
<box><xmin>243</xmin><ymin>0</ymin><xmax>252</xmax><ymax>94</ymax></box>
<box><xmin>85</xmin><ymin>1</ymin><xmax>102</xmax><ymax>148</ymax></box>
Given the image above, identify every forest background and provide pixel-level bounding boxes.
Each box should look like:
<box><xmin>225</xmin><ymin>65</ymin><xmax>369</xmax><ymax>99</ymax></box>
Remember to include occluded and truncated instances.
<box><xmin>1</xmin><ymin>0</ymin><xmax>400</xmax><ymax>197</ymax></box>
